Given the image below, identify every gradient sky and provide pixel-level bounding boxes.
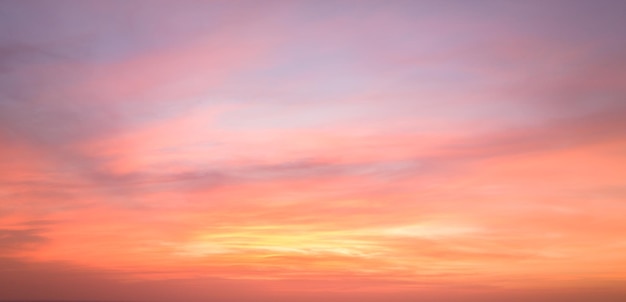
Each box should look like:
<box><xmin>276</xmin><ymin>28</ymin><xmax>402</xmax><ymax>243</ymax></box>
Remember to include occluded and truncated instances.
<box><xmin>1</xmin><ymin>1</ymin><xmax>626</xmax><ymax>301</ymax></box>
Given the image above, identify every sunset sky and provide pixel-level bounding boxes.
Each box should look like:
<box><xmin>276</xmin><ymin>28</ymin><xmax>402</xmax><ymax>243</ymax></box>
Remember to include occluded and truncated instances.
<box><xmin>1</xmin><ymin>1</ymin><xmax>626</xmax><ymax>301</ymax></box>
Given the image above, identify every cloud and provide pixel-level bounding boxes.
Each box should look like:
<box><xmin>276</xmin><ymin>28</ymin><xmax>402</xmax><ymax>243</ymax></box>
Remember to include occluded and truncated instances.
<box><xmin>0</xmin><ymin>256</ymin><xmax>275</xmax><ymax>302</ymax></box>
<box><xmin>0</xmin><ymin>228</ymin><xmax>47</xmax><ymax>253</ymax></box>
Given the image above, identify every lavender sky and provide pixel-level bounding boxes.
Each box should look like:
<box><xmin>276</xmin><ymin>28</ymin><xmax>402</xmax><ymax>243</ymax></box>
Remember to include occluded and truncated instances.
<box><xmin>1</xmin><ymin>1</ymin><xmax>626</xmax><ymax>301</ymax></box>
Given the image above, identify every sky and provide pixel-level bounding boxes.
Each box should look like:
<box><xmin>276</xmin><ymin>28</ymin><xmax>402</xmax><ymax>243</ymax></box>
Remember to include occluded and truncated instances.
<box><xmin>1</xmin><ymin>1</ymin><xmax>626</xmax><ymax>301</ymax></box>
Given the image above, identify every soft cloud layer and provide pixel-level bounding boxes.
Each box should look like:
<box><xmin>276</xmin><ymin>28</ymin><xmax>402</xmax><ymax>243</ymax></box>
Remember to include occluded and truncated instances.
<box><xmin>1</xmin><ymin>1</ymin><xmax>626</xmax><ymax>301</ymax></box>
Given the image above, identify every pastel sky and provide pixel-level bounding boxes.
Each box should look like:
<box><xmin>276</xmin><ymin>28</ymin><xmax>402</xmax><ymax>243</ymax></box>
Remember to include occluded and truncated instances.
<box><xmin>1</xmin><ymin>1</ymin><xmax>626</xmax><ymax>301</ymax></box>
